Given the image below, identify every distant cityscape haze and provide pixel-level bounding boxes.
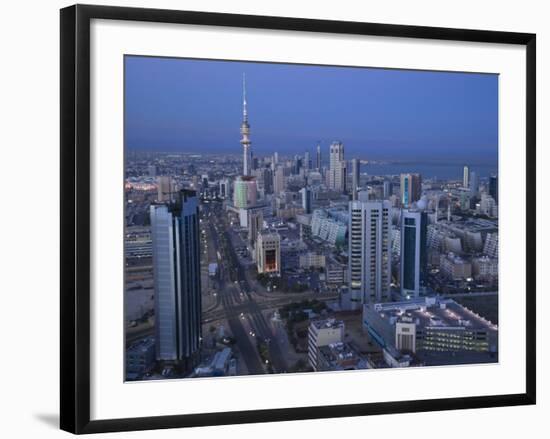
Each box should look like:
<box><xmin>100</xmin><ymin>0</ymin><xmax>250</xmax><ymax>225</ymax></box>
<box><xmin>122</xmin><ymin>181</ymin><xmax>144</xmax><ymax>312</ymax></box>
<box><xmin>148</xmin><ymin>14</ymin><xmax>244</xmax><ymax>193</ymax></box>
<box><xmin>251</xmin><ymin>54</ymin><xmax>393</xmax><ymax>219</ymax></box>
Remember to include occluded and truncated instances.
<box><xmin>124</xmin><ymin>56</ymin><xmax>498</xmax><ymax>163</ymax></box>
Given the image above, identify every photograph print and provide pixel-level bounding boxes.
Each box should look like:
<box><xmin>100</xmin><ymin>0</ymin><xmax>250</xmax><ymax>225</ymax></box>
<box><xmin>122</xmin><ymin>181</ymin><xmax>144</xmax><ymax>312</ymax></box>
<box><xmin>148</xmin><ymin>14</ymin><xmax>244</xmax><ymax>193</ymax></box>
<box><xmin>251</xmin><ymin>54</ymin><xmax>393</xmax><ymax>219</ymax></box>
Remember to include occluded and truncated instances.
<box><xmin>124</xmin><ymin>56</ymin><xmax>499</xmax><ymax>381</ymax></box>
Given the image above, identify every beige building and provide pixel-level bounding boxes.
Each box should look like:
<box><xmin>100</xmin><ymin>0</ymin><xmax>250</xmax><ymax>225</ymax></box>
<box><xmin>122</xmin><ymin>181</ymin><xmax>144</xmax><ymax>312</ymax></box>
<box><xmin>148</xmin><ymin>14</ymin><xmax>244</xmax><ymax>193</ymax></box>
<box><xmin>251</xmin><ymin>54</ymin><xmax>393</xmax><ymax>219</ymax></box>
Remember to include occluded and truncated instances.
<box><xmin>440</xmin><ymin>252</ymin><xmax>472</xmax><ymax>280</ymax></box>
<box><xmin>299</xmin><ymin>252</ymin><xmax>326</xmax><ymax>269</ymax></box>
<box><xmin>308</xmin><ymin>319</ymin><xmax>345</xmax><ymax>371</ymax></box>
<box><xmin>256</xmin><ymin>232</ymin><xmax>281</xmax><ymax>275</ymax></box>
<box><xmin>273</xmin><ymin>166</ymin><xmax>285</xmax><ymax>196</ymax></box>
<box><xmin>472</xmin><ymin>256</ymin><xmax>498</xmax><ymax>281</ymax></box>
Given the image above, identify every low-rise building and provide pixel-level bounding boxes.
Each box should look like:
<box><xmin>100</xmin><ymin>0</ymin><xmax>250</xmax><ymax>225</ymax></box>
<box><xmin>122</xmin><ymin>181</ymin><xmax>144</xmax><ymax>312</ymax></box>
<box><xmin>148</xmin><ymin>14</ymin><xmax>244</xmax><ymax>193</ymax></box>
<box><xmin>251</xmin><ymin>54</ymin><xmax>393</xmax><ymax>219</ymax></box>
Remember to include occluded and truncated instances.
<box><xmin>382</xmin><ymin>346</ymin><xmax>417</xmax><ymax>368</ymax></box>
<box><xmin>256</xmin><ymin>232</ymin><xmax>281</xmax><ymax>275</ymax></box>
<box><xmin>362</xmin><ymin>297</ymin><xmax>498</xmax><ymax>365</ymax></box>
<box><xmin>326</xmin><ymin>263</ymin><xmax>347</xmax><ymax>285</ymax></box>
<box><xmin>308</xmin><ymin>318</ymin><xmax>345</xmax><ymax>371</ymax></box>
<box><xmin>440</xmin><ymin>252</ymin><xmax>472</xmax><ymax>280</ymax></box>
<box><xmin>483</xmin><ymin>232</ymin><xmax>499</xmax><ymax>258</ymax></box>
<box><xmin>477</xmin><ymin>194</ymin><xmax>498</xmax><ymax>218</ymax></box>
<box><xmin>310</xmin><ymin>208</ymin><xmax>348</xmax><ymax>247</ymax></box>
<box><xmin>299</xmin><ymin>252</ymin><xmax>326</xmax><ymax>269</ymax></box>
<box><xmin>194</xmin><ymin>347</ymin><xmax>234</xmax><ymax>377</ymax></box>
<box><xmin>472</xmin><ymin>256</ymin><xmax>498</xmax><ymax>281</ymax></box>
<box><xmin>316</xmin><ymin>342</ymin><xmax>369</xmax><ymax>371</ymax></box>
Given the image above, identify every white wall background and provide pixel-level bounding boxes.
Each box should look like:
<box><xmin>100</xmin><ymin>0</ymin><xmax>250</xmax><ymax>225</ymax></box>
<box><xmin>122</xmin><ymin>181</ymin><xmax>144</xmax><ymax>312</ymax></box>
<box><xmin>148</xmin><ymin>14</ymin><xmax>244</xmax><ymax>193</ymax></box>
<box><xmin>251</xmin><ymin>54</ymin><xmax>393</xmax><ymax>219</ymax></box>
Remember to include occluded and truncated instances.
<box><xmin>0</xmin><ymin>0</ymin><xmax>547</xmax><ymax>437</ymax></box>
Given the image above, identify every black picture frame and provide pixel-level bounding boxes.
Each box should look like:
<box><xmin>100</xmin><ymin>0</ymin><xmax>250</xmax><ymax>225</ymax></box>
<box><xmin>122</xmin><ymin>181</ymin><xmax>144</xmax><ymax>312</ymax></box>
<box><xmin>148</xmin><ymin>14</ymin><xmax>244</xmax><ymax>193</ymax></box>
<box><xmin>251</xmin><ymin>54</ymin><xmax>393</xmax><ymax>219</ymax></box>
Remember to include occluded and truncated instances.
<box><xmin>60</xmin><ymin>4</ymin><xmax>536</xmax><ymax>434</ymax></box>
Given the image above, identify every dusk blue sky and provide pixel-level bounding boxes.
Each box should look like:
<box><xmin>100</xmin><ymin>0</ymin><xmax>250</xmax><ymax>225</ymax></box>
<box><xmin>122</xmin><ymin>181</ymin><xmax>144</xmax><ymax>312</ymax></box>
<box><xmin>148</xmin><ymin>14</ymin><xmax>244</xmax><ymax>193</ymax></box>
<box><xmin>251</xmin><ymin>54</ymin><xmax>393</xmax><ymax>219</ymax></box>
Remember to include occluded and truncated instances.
<box><xmin>125</xmin><ymin>56</ymin><xmax>498</xmax><ymax>163</ymax></box>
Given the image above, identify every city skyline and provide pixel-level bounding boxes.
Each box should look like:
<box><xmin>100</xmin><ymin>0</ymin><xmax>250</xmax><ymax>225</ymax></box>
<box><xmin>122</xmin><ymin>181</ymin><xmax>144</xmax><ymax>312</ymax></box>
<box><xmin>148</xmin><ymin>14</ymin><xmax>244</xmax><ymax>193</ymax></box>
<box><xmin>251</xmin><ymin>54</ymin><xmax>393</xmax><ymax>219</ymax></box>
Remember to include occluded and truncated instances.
<box><xmin>124</xmin><ymin>56</ymin><xmax>499</xmax><ymax>381</ymax></box>
<box><xmin>125</xmin><ymin>56</ymin><xmax>498</xmax><ymax>162</ymax></box>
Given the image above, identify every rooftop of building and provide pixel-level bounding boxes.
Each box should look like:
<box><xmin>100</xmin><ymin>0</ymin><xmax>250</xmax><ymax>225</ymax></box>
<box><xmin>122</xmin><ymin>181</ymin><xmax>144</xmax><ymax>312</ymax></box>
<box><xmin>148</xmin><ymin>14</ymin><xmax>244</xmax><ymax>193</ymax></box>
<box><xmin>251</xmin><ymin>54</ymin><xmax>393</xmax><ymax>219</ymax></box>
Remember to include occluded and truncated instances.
<box><xmin>318</xmin><ymin>342</ymin><xmax>367</xmax><ymax>369</ymax></box>
<box><xmin>258</xmin><ymin>230</ymin><xmax>281</xmax><ymax>240</ymax></box>
<box><xmin>416</xmin><ymin>350</ymin><xmax>498</xmax><ymax>366</ymax></box>
<box><xmin>366</xmin><ymin>297</ymin><xmax>497</xmax><ymax>332</ymax></box>
<box><xmin>310</xmin><ymin>317</ymin><xmax>345</xmax><ymax>331</ymax></box>
<box><xmin>311</xmin><ymin>207</ymin><xmax>349</xmax><ymax>222</ymax></box>
<box><xmin>438</xmin><ymin>217</ymin><xmax>498</xmax><ymax>234</ymax></box>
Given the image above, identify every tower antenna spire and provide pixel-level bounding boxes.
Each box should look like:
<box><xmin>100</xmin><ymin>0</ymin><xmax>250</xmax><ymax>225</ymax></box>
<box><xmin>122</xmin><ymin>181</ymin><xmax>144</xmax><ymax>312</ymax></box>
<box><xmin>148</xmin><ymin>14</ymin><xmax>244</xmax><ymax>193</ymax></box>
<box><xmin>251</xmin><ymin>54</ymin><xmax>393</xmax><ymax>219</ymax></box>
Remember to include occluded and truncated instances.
<box><xmin>242</xmin><ymin>73</ymin><xmax>248</xmax><ymax>122</ymax></box>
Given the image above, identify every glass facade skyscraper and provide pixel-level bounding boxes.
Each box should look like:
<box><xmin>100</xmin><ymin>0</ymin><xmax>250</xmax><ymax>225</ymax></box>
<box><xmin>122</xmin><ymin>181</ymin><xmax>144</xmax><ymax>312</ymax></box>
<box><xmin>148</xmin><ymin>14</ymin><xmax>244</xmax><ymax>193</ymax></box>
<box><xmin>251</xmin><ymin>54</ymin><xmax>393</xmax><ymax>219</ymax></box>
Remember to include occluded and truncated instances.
<box><xmin>463</xmin><ymin>165</ymin><xmax>470</xmax><ymax>188</ymax></box>
<box><xmin>150</xmin><ymin>190</ymin><xmax>202</xmax><ymax>367</ymax></box>
<box><xmin>400</xmin><ymin>173</ymin><xmax>422</xmax><ymax>208</ymax></box>
<box><xmin>233</xmin><ymin>176</ymin><xmax>257</xmax><ymax>208</ymax></box>
<box><xmin>300</xmin><ymin>187</ymin><xmax>313</xmax><ymax>214</ymax></box>
<box><xmin>489</xmin><ymin>175</ymin><xmax>498</xmax><ymax>204</ymax></box>
<box><xmin>351</xmin><ymin>158</ymin><xmax>360</xmax><ymax>201</ymax></box>
<box><xmin>400</xmin><ymin>210</ymin><xmax>428</xmax><ymax>298</ymax></box>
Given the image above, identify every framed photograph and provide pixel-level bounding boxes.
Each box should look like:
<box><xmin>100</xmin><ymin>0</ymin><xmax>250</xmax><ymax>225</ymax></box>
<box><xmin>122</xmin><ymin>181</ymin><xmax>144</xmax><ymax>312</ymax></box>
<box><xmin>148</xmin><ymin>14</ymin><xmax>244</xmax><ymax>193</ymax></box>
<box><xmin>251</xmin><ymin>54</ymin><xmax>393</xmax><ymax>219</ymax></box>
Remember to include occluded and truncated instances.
<box><xmin>60</xmin><ymin>4</ymin><xmax>536</xmax><ymax>434</ymax></box>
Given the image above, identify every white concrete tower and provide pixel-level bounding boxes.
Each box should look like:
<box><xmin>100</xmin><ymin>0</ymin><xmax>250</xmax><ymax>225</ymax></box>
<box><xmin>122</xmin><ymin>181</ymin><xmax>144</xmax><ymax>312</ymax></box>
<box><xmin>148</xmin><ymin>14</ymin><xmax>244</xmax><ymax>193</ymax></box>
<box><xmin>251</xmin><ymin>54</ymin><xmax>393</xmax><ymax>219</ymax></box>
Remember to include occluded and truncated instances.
<box><xmin>316</xmin><ymin>142</ymin><xmax>322</xmax><ymax>170</ymax></box>
<box><xmin>241</xmin><ymin>74</ymin><xmax>252</xmax><ymax>176</ymax></box>
<box><xmin>348</xmin><ymin>200</ymin><xmax>392</xmax><ymax>308</ymax></box>
<box><xmin>329</xmin><ymin>141</ymin><xmax>346</xmax><ymax>192</ymax></box>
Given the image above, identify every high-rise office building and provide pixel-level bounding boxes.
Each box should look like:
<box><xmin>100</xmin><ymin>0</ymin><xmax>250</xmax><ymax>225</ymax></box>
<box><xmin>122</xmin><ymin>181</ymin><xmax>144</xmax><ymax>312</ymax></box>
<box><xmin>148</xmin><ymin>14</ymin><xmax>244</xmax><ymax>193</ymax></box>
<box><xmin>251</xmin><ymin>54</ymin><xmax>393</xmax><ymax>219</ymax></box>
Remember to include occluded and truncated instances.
<box><xmin>348</xmin><ymin>200</ymin><xmax>392</xmax><ymax>308</ymax></box>
<box><xmin>329</xmin><ymin>141</ymin><xmax>346</xmax><ymax>192</ymax></box>
<box><xmin>263</xmin><ymin>167</ymin><xmax>273</xmax><ymax>195</ymax></box>
<box><xmin>469</xmin><ymin>171</ymin><xmax>479</xmax><ymax>197</ymax></box>
<box><xmin>273</xmin><ymin>166</ymin><xmax>285</xmax><ymax>196</ymax></box>
<box><xmin>256</xmin><ymin>232</ymin><xmax>281</xmax><ymax>275</ymax></box>
<box><xmin>489</xmin><ymin>175</ymin><xmax>498</xmax><ymax>204</ymax></box>
<box><xmin>351</xmin><ymin>158</ymin><xmax>361</xmax><ymax>201</ymax></box>
<box><xmin>240</xmin><ymin>74</ymin><xmax>252</xmax><ymax>176</ymax></box>
<box><xmin>150</xmin><ymin>190</ymin><xmax>202</xmax><ymax>367</ymax></box>
<box><xmin>233</xmin><ymin>176</ymin><xmax>257</xmax><ymax>208</ymax></box>
<box><xmin>248</xmin><ymin>209</ymin><xmax>263</xmax><ymax>247</ymax></box>
<box><xmin>316</xmin><ymin>143</ymin><xmax>321</xmax><ymax>170</ymax></box>
<box><xmin>293</xmin><ymin>155</ymin><xmax>303</xmax><ymax>175</ymax></box>
<box><xmin>463</xmin><ymin>165</ymin><xmax>470</xmax><ymax>188</ymax></box>
<box><xmin>383</xmin><ymin>180</ymin><xmax>393</xmax><ymax>199</ymax></box>
<box><xmin>304</xmin><ymin>151</ymin><xmax>311</xmax><ymax>171</ymax></box>
<box><xmin>219</xmin><ymin>178</ymin><xmax>230</xmax><ymax>199</ymax></box>
<box><xmin>300</xmin><ymin>187</ymin><xmax>313</xmax><ymax>214</ymax></box>
<box><xmin>272</xmin><ymin>152</ymin><xmax>279</xmax><ymax>171</ymax></box>
<box><xmin>400</xmin><ymin>209</ymin><xmax>428</xmax><ymax>298</ymax></box>
<box><xmin>157</xmin><ymin>176</ymin><xmax>173</xmax><ymax>202</ymax></box>
<box><xmin>254</xmin><ymin>166</ymin><xmax>273</xmax><ymax>195</ymax></box>
<box><xmin>400</xmin><ymin>173</ymin><xmax>422</xmax><ymax>207</ymax></box>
